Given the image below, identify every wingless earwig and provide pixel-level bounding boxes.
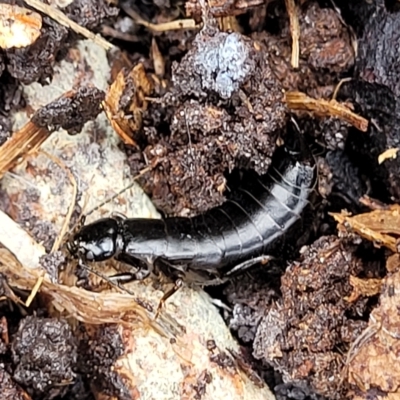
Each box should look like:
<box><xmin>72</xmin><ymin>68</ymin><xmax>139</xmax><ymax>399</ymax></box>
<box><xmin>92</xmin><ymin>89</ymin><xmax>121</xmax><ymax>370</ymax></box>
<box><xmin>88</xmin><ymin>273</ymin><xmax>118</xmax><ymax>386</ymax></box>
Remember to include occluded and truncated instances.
<box><xmin>67</xmin><ymin>134</ymin><xmax>317</xmax><ymax>289</ymax></box>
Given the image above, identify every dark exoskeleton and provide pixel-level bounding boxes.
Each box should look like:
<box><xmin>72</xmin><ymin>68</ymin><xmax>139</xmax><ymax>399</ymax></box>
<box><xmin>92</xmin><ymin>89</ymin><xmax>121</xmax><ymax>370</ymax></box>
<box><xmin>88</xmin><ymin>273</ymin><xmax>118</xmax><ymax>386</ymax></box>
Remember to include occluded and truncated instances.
<box><xmin>67</xmin><ymin>134</ymin><xmax>317</xmax><ymax>286</ymax></box>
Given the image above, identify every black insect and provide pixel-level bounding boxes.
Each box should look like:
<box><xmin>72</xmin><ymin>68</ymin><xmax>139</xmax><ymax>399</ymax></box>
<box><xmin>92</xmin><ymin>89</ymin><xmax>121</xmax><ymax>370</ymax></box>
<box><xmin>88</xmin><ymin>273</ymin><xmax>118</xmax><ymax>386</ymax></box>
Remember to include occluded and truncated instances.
<box><xmin>67</xmin><ymin>135</ymin><xmax>317</xmax><ymax>286</ymax></box>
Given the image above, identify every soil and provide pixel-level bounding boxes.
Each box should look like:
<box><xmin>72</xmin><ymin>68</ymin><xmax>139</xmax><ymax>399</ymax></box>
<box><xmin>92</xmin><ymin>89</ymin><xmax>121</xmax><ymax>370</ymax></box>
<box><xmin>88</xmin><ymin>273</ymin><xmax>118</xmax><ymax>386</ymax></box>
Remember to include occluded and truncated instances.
<box><xmin>0</xmin><ymin>0</ymin><xmax>399</xmax><ymax>399</ymax></box>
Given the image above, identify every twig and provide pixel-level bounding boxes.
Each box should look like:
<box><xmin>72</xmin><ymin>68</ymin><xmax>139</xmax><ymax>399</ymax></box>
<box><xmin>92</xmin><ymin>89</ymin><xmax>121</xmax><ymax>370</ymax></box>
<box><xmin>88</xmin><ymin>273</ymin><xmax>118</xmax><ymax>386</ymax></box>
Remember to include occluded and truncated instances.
<box><xmin>285</xmin><ymin>0</ymin><xmax>300</xmax><ymax>69</ymax></box>
<box><xmin>24</xmin><ymin>0</ymin><xmax>114</xmax><ymax>50</ymax></box>
<box><xmin>332</xmin><ymin>77</ymin><xmax>352</xmax><ymax>100</ymax></box>
<box><xmin>25</xmin><ymin>274</ymin><xmax>44</xmax><ymax>307</ymax></box>
<box><xmin>101</xmin><ymin>25</ymin><xmax>140</xmax><ymax>43</ymax></box>
<box><xmin>285</xmin><ymin>91</ymin><xmax>369</xmax><ymax>132</ymax></box>
<box><xmin>0</xmin><ymin>122</ymin><xmax>50</xmax><ymax>179</ymax></box>
<box><xmin>121</xmin><ymin>4</ymin><xmax>199</xmax><ymax>32</ymax></box>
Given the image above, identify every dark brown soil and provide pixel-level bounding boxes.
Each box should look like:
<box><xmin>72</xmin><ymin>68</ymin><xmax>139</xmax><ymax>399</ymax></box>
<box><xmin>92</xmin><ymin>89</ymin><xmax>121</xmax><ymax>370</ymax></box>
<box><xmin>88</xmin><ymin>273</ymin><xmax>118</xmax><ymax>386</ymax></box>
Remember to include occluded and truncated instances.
<box><xmin>1</xmin><ymin>0</ymin><xmax>399</xmax><ymax>399</ymax></box>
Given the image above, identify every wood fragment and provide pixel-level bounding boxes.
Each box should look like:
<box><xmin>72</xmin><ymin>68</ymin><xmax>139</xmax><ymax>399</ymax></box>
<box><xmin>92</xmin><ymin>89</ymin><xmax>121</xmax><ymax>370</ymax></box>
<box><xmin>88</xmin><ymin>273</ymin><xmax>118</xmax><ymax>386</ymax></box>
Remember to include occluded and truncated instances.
<box><xmin>121</xmin><ymin>4</ymin><xmax>199</xmax><ymax>32</ymax></box>
<box><xmin>345</xmin><ymin>276</ymin><xmax>382</xmax><ymax>303</ymax></box>
<box><xmin>378</xmin><ymin>148</ymin><xmax>399</xmax><ymax>164</ymax></box>
<box><xmin>186</xmin><ymin>0</ymin><xmax>269</xmax><ymax>18</ymax></box>
<box><xmin>285</xmin><ymin>91</ymin><xmax>369</xmax><ymax>132</ymax></box>
<box><xmin>103</xmin><ymin>64</ymin><xmax>153</xmax><ymax>146</ymax></box>
<box><xmin>285</xmin><ymin>0</ymin><xmax>299</xmax><ymax>69</ymax></box>
<box><xmin>0</xmin><ymin>122</ymin><xmax>50</xmax><ymax>178</ymax></box>
<box><xmin>0</xmin><ymin>88</ymin><xmax>104</xmax><ymax>178</ymax></box>
<box><xmin>84</xmin><ymin>165</ymin><xmax>152</xmax><ymax>218</ymax></box>
<box><xmin>101</xmin><ymin>25</ymin><xmax>140</xmax><ymax>43</ymax></box>
<box><xmin>25</xmin><ymin>274</ymin><xmax>44</xmax><ymax>307</ymax></box>
<box><xmin>331</xmin><ymin>206</ymin><xmax>400</xmax><ymax>252</ymax></box>
<box><xmin>151</xmin><ymin>38</ymin><xmax>165</xmax><ymax>78</ymax></box>
<box><xmin>0</xmin><ymin>3</ymin><xmax>42</xmax><ymax>49</ymax></box>
<box><xmin>359</xmin><ymin>195</ymin><xmax>390</xmax><ymax>211</ymax></box>
<box><xmin>24</xmin><ymin>0</ymin><xmax>114</xmax><ymax>50</ymax></box>
<box><xmin>218</xmin><ymin>16</ymin><xmax>242</xmax><ymax>32</ymax></box>
<box><xmin>0</xmin><ymin>247</ymin><xmax>181</xmax><ymax>337</ymax></box>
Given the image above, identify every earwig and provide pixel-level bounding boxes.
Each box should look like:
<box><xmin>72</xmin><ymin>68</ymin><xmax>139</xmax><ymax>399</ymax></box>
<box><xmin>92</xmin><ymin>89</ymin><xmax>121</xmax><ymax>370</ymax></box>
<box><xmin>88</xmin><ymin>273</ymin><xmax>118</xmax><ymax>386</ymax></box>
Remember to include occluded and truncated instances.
<box><xmin>67</xmin><ymin>134</ymin><xmax>317</xmax><ymax>286</ymax></box>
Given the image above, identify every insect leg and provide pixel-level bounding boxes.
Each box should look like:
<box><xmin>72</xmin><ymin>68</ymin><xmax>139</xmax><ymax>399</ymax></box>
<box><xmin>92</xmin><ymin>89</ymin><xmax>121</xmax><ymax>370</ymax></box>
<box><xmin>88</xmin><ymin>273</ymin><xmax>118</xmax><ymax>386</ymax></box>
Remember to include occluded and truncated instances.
<box><xmin>77</xmin><ymin>258</ymin><xmax>138</xmax><ymax>297</ymax></box>
<box><xmin>224</xmin><ymin>255</ymin><xmax>273</xmax><ymax>277</ymax></box>
<box><xmin>106</xmin><ymin>272</ymin><xmax>138</xmax><ymax>284</ymax></box>
<box><xmin>154</xmin><ymin>279</ymin><xmax>183</xmax><ymax>320</ymax></box>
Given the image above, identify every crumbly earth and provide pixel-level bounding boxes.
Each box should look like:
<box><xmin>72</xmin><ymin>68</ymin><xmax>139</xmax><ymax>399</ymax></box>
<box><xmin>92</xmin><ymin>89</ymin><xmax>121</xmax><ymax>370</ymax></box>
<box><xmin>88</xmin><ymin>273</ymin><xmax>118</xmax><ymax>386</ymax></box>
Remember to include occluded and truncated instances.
<box><xmin>0</xmin><ymin>0</ymin><xmax>399</xmax><ymax>399</ymax></box>
<box><xmin>130</xmin><ymin>23</ymin><xmax>287</xmax><ymax>215</ymax></box>
<box><xmin>11</xmin><ymin>316</ymin><xmax>78</xmax><ymax>398</ymax></box>
<box><xmin>252</xmin><ymin>236</ymin><xmax>372</xmax><ymax>399</ymax></box>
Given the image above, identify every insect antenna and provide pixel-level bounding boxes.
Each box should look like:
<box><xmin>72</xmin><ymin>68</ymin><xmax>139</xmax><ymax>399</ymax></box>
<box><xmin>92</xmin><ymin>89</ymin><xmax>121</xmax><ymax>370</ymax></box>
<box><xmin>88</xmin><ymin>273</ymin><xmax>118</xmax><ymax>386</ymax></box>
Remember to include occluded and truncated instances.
<box><xmin>84</xmin><ymin>165</ymin><xmax>152</xmax><ymax>219</ymax></box>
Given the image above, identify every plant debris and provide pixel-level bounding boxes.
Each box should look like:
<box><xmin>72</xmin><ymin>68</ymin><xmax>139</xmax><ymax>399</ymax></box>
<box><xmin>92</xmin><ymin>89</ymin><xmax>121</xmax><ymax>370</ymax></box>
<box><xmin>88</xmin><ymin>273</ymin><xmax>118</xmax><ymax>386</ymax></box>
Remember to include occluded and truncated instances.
<box><xmin>0</xmin><ymin>4</ymin><xmax>42</xmax><ymax>50</ymax></box>
<box><xmin>0</xmin><ymin>87</ymin><xmax>105</xmax><ymax>177</ymax></box>
<box><xmin>103</xmin><ymin>64</ymin><xmax>153</xmax><ymax>147</ymax></box>
<box><xmin>24</xmin><ymin>0</ymin><xmax>116</xmax><ymax>50</ymax></box>
<box><xmin>331</xmin><ymin>205</ymin><xmax>400</xmax><ymax>252</ymax></box>
<box><xmin>1</xmin><ymin>0</ymin><xmax>400</xmax><ymax>398</ymax></box>
<box><xmin>254</xmin><ymin>2</ymin><xmax>355</xmax><ymax>95</ymax></box>
<box><xmin>347</xmin><ymin>269</ymin><xmax>400</xmax><ymax>398</ymax></box>
<box><xmin>378</xmin><ymin>147</ymin><xmax>399</xmax><ymax>164</ymax></box>
<box><xmin>346</xmin><ymin>275</ymin><xmax>382</xmax><ymax>303</ymax></box>
<box><xmin>285</xmin><ymin>91</ymin><xmax>368</xmax><ymax>132</ymax></box>
<box><xmin>285</xmin><ymin>0</ymin><xmax>299</xmax><ymax>69</ymax></box>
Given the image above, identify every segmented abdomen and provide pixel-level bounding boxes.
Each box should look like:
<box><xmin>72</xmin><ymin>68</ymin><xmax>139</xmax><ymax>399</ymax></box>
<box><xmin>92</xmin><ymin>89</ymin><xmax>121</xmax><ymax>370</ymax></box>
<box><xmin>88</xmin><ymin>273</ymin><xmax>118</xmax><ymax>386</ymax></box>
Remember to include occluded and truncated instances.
<box><xmin>161</xmin><ymin>154</ymin><xmax>316</xmax><ymax>272</ymax></box>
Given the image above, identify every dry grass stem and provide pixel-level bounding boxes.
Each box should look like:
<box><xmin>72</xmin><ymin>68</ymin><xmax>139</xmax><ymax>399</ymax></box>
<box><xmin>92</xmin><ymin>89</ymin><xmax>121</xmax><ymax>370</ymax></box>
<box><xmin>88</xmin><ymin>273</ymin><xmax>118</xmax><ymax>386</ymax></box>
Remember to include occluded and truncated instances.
<box><xmin>285</xmin><ymin>91</ymin><xmax>369</xmax><ymax>132</ymax></box>
<box><xmin>285</xmin><ymin>0</ymin><xmax>300</xmax><ymax>69</ymax></box>
<box><xmin>24</xmin><ymin>0</ymin><xmax>114</xmax><ymax>50</ymax></box>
